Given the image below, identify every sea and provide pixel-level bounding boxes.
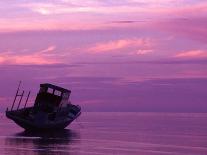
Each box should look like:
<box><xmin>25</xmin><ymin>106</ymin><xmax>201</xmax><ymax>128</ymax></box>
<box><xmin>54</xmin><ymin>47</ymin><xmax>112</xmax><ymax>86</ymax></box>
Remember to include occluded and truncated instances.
<box><xmin>0</xmin><ymin>112</ymin><xmax>207</xmax><ymax>155</ymax></box>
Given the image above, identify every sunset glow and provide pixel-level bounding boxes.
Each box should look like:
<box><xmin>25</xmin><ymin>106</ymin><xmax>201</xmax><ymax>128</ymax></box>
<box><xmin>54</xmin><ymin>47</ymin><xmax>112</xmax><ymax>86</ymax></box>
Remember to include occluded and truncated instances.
<box><xmin>0</xmin><ymin>0</ymin><xmax>207</xmax><ymax>112</ymax></box>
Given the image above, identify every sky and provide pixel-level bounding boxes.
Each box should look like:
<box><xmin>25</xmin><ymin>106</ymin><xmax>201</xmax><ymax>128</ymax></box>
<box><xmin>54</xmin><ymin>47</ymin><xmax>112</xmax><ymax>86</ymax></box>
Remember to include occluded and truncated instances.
<box><xmin>0</xmin><ymin>0</ymin><xmax>207</xmax><ymax>112</ymax></box>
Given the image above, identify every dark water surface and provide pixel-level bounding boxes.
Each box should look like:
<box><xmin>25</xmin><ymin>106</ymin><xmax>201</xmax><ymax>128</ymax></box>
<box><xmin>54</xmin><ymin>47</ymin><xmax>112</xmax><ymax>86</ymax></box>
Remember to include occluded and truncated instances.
<box><xmin>0</xmin><ymin>112</ymin><xmax>207</xmax><ymax>155</ymax></box>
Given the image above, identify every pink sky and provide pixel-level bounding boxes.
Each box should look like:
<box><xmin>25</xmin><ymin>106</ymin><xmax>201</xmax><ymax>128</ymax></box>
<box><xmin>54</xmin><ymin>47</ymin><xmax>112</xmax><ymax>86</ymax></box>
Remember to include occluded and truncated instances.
<box><xmin>0</xmin><ymin>0</ymin><xmax>207</xmax><ymax>112</ymax></box>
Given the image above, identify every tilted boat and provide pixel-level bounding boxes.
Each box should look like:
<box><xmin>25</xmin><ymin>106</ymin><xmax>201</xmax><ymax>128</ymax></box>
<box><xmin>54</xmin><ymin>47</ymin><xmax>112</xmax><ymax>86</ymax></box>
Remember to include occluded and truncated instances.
<box><xmin>6</xmin><ymin>82</ymin><xmax>81</xmax><ymax>131</ymax></box>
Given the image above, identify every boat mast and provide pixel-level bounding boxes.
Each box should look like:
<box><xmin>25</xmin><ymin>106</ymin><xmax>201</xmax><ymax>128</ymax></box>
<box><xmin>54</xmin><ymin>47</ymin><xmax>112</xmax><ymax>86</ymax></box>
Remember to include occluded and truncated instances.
<box><xmin>11</xmin><ymin>81</ymin><xmax>21</xmax><ymax>111</ymax></box>
<box><xmin>24</xmin><ymin>91</ymin><xmax>31</xmax><ymax>108</ymax></box>
<box><xmin>17</xmin><ymin>90</ymin><xmax>24</xmax><ymax>110</ymax></box>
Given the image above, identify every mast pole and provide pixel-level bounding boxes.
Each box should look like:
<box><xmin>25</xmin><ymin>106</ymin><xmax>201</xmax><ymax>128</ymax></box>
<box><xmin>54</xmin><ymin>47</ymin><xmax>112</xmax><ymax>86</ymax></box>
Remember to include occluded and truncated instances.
<box><xmin>11</xmin><ymin>81</ymin><xmax>21</xmax><ymax>111</ymax></box>
<box><xmin>24</xmin><ymin>91</ymin><xmax>31</xmax><ymax>108</ymax></box>
<box><xmin>17</xmin><ymin>90</ymin><xmax>24</xmax><ymax>110</ymax></box>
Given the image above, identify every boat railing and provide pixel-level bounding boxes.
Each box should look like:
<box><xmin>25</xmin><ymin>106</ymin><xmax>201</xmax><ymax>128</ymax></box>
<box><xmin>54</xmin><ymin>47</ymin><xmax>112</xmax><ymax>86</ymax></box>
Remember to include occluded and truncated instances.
<box><xmin>7</xmin><ymin>81</ymin><xmax>31</xmax><ymax>112</ymax></box>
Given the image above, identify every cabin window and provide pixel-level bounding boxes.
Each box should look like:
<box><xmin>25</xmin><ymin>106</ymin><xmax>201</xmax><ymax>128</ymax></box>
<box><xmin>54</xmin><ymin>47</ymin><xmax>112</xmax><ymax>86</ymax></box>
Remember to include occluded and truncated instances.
<box><xmin>54</xmin><ymin>90</ymin><xmax>61</xmax><ymax>96</ymax></box>
<box><xmin>62</xmin><ymin>92</ymin><xmax>69</xmax><ymax>99</ymax></box>
<box><xmin>48</xmin><ymin>88</ymin><xmax>53</xmax><ymax>94</ymax></box>
<box><xmin>39</xmin><ymin>87</ymin><xmax>46</xmax><ymax>93</ymax></box>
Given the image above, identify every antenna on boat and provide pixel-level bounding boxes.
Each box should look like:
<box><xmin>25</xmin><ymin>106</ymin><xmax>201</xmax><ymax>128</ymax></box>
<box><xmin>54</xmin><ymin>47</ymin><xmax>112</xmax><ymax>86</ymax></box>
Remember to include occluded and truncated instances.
<box><xmin>17</xmin><ymin>90</ymin><xmax>24</xmax><ymax>110</ymax></box>
<box><xmin>24</xmin><ymin>91</ymin><xmax>31</xmax><ymax>108</ymax></box>
<box><xmin>11</xmin><ymin>81</ymin><xmax>22</xmax><ymax>111</ymax></box>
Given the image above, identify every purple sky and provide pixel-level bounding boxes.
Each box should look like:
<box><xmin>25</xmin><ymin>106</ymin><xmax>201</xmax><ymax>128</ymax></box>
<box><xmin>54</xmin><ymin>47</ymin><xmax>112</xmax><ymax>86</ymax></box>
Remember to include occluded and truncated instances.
<box><xmin>0</xmin><ymin>0</ymin><xmax>207</xmax><ymax>112</ymax></box>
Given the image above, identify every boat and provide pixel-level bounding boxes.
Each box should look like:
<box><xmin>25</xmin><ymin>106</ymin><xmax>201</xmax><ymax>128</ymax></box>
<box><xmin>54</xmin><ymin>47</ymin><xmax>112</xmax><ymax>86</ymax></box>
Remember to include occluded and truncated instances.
<box><xmin>6</xmin><ymin>82</ymin><xmax>81</xmax><ymax>131</ymax></box>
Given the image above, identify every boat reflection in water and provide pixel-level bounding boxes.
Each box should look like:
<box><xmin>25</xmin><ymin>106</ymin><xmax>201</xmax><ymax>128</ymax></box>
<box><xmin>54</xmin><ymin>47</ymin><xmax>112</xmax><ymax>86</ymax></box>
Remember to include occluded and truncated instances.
<box><xmin>2</xmin><ymin>113</ymin><xmax>207</xmax><ymax>155</ymax></box>
<box><xmin>5</xmin><ymin>129</ymin><xmax>80</xmax><ymax>155</ymax></box>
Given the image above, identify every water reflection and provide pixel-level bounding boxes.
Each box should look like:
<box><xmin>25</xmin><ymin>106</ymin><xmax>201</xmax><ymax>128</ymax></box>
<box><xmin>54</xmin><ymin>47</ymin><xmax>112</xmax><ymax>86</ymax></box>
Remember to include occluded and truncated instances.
<box><xmin>2</xmin><ymin>113</ymin><xmax>207</xmax><ymax>155</ymax></box>
<box><xmin>4</xmin><ymin>129</ymin><xmax>80</xmax><ymax>155</ymax></box>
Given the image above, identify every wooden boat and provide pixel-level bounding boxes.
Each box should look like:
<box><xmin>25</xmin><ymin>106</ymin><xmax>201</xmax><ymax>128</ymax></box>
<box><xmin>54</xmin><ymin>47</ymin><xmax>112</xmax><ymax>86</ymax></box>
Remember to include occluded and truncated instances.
<box><xmin>6</xmin><ymin>82</ymin><xmax>81</xmax><ymax>131</ymax></box>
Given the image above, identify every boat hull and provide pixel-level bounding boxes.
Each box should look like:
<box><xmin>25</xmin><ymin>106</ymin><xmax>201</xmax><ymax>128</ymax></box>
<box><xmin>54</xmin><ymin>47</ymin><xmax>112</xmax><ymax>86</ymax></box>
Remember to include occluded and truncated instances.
<box><xmin>6</xmin><ymin>107</ymin><xmax>81</xmax><ymax>131</ymax></box>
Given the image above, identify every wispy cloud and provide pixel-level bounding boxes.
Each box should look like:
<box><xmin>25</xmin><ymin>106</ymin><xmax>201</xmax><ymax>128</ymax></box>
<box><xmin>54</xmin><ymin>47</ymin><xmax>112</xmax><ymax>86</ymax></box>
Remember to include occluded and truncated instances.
<box><xmin>88</xmin><ymin>38</ymin><xmax>153</xmax><ymax>53</ymax></box>
<box><xmin>21</xmin><ymin>2</ymin><xmax>139</xmax><ymax>15</ymax></box>
<box><xmin>0</xmin><ymin>45</ymin><xmax>58</xmax><ymax>65</ymax></box>
<box><xmin>38</xmin><ymin>45</ymin><xmax>56</xmax><ymax>54</ymax></box>
<box><xmin>136</xmin><ymin>49</ymin><xmax>153</xmax><ymax>55</ymax></box>
<box><xmin>175</xmin><ymin>50</ymin><xmax>207</xmax><ymax>58</ymax></box>
<box><xmin>0</xmin><ymin>0</ymin><xmax>206</xmax><ymax>32</ymax></box>
<box><xmin>19</xmin><ymin>0</ymin><xmax>207</xmax><ymax>17</ymax></box>
<box><xmin>0</xmin><ymin>55</ymin><xmax>53</xmax><ymax>65</ymax></box>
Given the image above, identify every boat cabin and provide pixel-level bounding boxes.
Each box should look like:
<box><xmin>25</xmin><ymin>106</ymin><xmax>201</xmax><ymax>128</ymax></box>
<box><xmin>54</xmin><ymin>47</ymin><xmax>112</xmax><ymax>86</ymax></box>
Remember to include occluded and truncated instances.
<box><xmin>34</xmin><ymin>83</ymin><xmax>71</xmax><ymax>111</ymax></box>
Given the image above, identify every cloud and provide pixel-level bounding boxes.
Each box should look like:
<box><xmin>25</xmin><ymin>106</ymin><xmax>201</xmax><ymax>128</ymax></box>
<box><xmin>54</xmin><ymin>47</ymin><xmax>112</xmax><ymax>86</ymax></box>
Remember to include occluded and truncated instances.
<box><xmin>21</xmin><ymin>1</ymin><xmax>207</xmax><ymax>16</ymax></box>
<box><xmin>1</xmin><ymin>0</ymin><xmax>206</xmax><ymax>32</ymax></box>
<box><xmin>38</xmin><ymin>45</ymin><xmax>56</xmax><ymax>54</ymax></box>
<box><xmin>0</xmin><ymin>45</ymin><xmax>58</xmax><ymax>65</ymax></box>
<box><xmin>136</xmin><ymin>49</ymin><xmax>153</xmax><ymax>55</ymax></box>
<box><xmin>0</xmin><ymin>55</ymin><xmax>56</xmax><ymax>65</ymax></box>
<box><xmin>21</xmin><ymin>2</ymin><xmax>142</xmax><ymax>15</ymax></box>
<box><xmin>175</xmin><ymin>50</ymin><xmax>207</xmax><ymax>58</ymax></box>
<box><xmin>88</xmin><ymin>38</ymin><xmax>153</xmax><ymax>53</ymax></box>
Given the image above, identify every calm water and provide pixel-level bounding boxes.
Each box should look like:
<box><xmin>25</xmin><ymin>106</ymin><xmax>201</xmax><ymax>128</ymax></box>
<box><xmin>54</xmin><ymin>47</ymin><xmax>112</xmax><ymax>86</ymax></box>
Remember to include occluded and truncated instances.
<box><xmin>0</xmin><ymin>112</ymin><xmax>207</xmax><ymax>155</ymax></box>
